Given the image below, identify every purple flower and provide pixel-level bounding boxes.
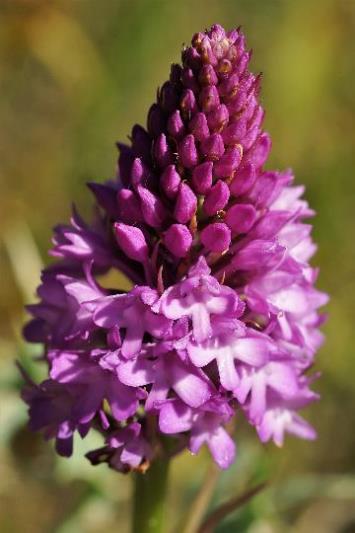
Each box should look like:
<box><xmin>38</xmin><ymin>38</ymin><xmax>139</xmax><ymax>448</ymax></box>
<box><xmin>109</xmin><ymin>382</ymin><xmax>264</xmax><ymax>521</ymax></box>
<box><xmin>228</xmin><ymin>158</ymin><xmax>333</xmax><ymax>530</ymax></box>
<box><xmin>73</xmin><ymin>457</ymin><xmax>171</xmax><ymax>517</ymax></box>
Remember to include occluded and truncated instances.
<box><xmin>158</xmin><ymin>399</ymin><xmax>236</xmax><ymax>469</ymax></box>
<box><xmin>24</xmin><ymin>265</ymin><xmax>105</xmax><ymax>346</ymax></box>
<box><xmin>86</xmin><ymin>422</ymin><xmax>152</xmax><ymax>473</ymax></box>
<box><xmin>255</xmin><ymin>387</ymin><xmax>319</xmax><ymax>446</ymax></box>
<box><xmin>21</xmin><ymin>24</ymin><xmax>327</xmax><ymax>473</ymax></box>
<box><xmin>156</xmin><ymin>257</ymin><xmax>242</xmax><ymax>342</ymax></box>
<box><xmin>94</xmin><ymin>287</ymin><xmax>173</xmax><ymax>358</ymax></box>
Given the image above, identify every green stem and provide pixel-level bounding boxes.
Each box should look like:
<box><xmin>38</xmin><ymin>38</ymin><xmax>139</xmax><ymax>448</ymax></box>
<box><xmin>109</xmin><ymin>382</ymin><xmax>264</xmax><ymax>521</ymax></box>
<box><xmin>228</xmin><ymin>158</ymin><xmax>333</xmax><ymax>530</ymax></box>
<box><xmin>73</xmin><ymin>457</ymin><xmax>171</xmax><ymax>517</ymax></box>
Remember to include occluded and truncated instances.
<box><xmin>132</xmin><ymin>457</ymin><xmax>170</xmax><ymax>533</ymax></box>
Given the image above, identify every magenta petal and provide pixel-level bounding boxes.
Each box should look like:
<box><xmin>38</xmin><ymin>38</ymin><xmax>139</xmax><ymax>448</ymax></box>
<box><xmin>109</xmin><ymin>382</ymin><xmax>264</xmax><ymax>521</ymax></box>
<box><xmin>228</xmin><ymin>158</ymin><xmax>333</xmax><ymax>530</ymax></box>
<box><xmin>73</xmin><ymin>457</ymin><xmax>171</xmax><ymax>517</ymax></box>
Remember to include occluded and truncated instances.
<box><xmin>231</xmin><ymin>337</ymin><xmax>269</xmax><ymax>366</ymax></box>
<box><xmin>106</xmin><ymin>378</ymin><xmax>138</xmax><ymax>421</ymax></box>
<box><xmin>191</xmin><ymin>304</ymin><xmax>212</xmax><ymax>342</ymax></box>
<box><xmin>232</xmin><ymin>240</ymin><xmax>285</xmax><ymax>272</ymax></box>
<box><xmin>225</xmin><ymin>204</ymin><xmax>257</xmax><ymax>233</ymax></box>
<box><xmin>287</xmin><ymin>414</ymin><xmax>317</xmax><ymax>441</ymax></box>
<box><xmin>159</xmin><ymin>401</ymin><xmax>193</xmax><ymax>434</ymax></box>
<box><xmin>120</xmin><ymin>439</ymin><xmax>144</xmax><ymax>468</ymax></box>
<box><xmin>154</xmin><ymin>133</ymin><xmax>172</xmax><ymax>168</ymax></box>
<box><xmin>167</xmin><ymin>110</ymin><xmax>185</xmax><ymax>139</ymax></box>
<box><xmin>50</xmin><ymin>351</ymin><xmax>89</xmax><ymax>384</ymax></box>
<box><xmin>249</xmin><ymin>373</ymin><xmax>267</xmax><ymax>423</ymax></box>
<box><xmin>121</xmin><ymin>325</ymin><xmax>144</xmax><ymax>358</ymax></box>
<box><xmin>207</xmin><ymin>104</ymin><xmax>229</xmax><ymax>132</ymax></box>
<box><xmin>117</xmin><ymin>358</ymin><xmax>155</xmax><ymax>387</ymax></box>
<box><xmin>188</xmin><ymin>341</ymin><xmax>216</xmax><ymax>367</ymax></box>
<box><xmin>266</xmin><ymin>362</ymin><xmax>298</xmax><ymax>398</ymax></box>
<box><xmin>94</xmin><ymin>295</ymin><xmax>124</xmax><ymax>328</ymax></box>
<box><xmin>170</xmin><ymin>358</ymin><xmax>211</xmax><ymax>408</ymax></box>
<box><xmin>216</xmin><ymin>353</ymin><xmax>239</xmax><ymax>391</ymax></box>
<box><xmin>145</xmin><ymin>377</ymin><xmax>170</xmax><ymax>412</ymax></box>
<box><xmin>207</xmin><ymin>426</ymin><xmax>236</xmax><ymax>469</ymax></box>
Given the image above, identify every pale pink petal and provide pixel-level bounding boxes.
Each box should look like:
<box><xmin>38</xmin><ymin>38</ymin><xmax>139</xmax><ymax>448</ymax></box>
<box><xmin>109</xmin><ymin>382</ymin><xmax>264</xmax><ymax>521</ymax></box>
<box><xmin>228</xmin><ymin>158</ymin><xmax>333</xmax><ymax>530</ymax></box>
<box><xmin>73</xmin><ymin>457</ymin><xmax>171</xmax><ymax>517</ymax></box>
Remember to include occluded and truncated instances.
<box><xmin>208</xmin><ymin>426</ymin><xmax>236</xmax><ymax>469</ymax></box>
<box><xmin>159</xmin><ymin>401</ymin><xmax>193</xmax><ymax>434</ymax></box>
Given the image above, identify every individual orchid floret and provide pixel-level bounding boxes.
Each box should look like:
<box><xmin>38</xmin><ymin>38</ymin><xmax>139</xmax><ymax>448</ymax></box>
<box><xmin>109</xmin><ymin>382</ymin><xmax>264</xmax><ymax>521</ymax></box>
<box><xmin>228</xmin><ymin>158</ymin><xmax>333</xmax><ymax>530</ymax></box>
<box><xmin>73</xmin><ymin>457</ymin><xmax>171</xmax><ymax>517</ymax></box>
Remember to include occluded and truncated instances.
<box><xmin>159</xmin><ymin>399</ymin><xmax>235</xmax><ymax>469</ymax></box>
<box><xmin>51</xmin><ymin>207</ymin><xmax>114</xmax><ymax>270</ymax></box>
<box><xmin>187</xmin><ymin>326</ymin><xmax>274</xmax><ymax>392</ymax></box>
<box><xmin>23</xmin><ymin>266</ymin><xmax>105</xmax><ymax>346</ymax></box>
<box><xmin>86</xmin><ymin>422</ymin><xmax>152</xmax><ymax>473</ymax></box>
<box><xmin>157</xmin><ymin>257</ymin><xmax>243</xmax><ymax>342</ymax></box>
<box><xmin>255</xmin><ymin>387</ymin><xmax>320</xmax><ymax>446</ymax></box>
<box><xmin>94</xmin><ymin>287</ymin><xmax>172</xmax><ymax>358</ymax></box>
<box><xmin>118</xmin><ymin>348</ymin><xmax>213</xmax><ymax>411</ymax></box>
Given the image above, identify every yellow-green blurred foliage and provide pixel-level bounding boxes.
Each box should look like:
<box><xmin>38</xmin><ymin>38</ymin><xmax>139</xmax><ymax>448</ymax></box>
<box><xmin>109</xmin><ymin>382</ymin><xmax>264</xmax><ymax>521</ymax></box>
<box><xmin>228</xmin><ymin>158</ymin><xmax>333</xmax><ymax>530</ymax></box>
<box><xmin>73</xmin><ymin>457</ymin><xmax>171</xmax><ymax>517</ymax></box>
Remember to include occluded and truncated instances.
<box><xmin>1</xmin><ymin>1</ymin><xmax>354</xmax><ymax>532</ymax></box>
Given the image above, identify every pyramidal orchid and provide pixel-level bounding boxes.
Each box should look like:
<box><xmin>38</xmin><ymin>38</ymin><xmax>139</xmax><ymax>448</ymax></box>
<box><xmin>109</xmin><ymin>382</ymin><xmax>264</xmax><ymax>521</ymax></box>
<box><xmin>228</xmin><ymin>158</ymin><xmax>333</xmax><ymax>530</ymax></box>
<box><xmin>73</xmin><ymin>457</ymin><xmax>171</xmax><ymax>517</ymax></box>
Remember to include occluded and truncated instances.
<box><xmin>21</xmin><ymin>24</ymin><xmax>327</xmax><ymax>532</ymax></box>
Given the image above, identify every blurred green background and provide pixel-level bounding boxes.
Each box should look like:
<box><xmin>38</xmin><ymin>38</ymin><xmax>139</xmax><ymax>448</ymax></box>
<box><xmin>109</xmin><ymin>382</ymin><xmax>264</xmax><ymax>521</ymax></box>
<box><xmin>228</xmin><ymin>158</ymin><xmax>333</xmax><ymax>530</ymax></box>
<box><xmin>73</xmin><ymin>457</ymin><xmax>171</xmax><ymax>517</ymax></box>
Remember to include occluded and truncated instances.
<box><xmin>1</xmin><ymin>0</ymin><xmax>354</xmax><ymax>531</ymax></box>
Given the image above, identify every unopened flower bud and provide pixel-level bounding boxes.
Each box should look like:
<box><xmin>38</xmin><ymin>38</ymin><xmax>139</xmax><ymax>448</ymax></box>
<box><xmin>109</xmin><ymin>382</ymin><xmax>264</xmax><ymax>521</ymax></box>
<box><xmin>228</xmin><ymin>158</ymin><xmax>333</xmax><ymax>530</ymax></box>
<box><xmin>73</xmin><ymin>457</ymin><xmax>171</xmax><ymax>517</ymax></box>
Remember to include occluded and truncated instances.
<box><xmin>131</xmin><ymin>125</ymin><xmax>151</xmax><ymax>162</ymax></box>
<box><xmin>178</xmin><ymin>134</ymin><xmax>199</xmax><ymax>168</ymax></box>
<box><xmin>199</xmin><ymin>85</ymin><xmax>220</xmax><ymax>113</ymax></box>
<box><xmin>180</xmin><ymin>89</ymin><xmax>197</xmax><ymax>115</ymax></box>
<box><xmin>230</xmin><ymin>163</ymin><xmax>256</xmax><ymax>196</ymax></box>
<box><xmin>163</xmin><ymin>224</ymin><xmax>192</xmax><ymax>257</ymax></box>
<box><xmin>117</xmin><ymin>189</ymin><xmax>142</xmax><ymax>224</ymax></box>
<box><xmin>159</xmin><ymin>81</ymin><xmax>178</xmax><ymax>112</ymax></box>
<box><xmin>137</xmin><ymin>185</ymin><xmax>166</xmax><ymax>228</ymax></box>
<box><xmin>174</xmin><ymin>183</ymin><xmax>197</xmax><ymax>223</ymax></box>
<box><xmin>244</xmin><ymin>132</ymin><xmax>271</xmax><ymax>169</ymax></box>
<box><xmin>160</xmin><ymin>165</ymin><xmax>181</xmax><ymax>199</ymax></box>
<box><xmin>201</xmin><ymin>222</ymin><xmax>231</xmax><ymax>252</ymax></box>
<box><xmin>114</xmin><ymin>223</ymin><xmax>149</xmax><ymax>262</ymax></box>
<box><xmin>189</xmin><ymin>113</ymin><xmax>209</xmax><ymax>142</ymax></box>
<box><xmin>181</xmin><ymin>68</ymin><xmax>199</xmax><ymax>92</ymax></box>
<box><xmin>222</xmin><ymin>120</ymin><xmax>247</xmax><ymax>145</ymax></box>
<box><xmin>203</xmin><ymin>180</ymin><xmax>230</xmax><ymax>216</ymax></box>
<box><xmin>167</xmin><ymin>110</ymin><xmax>185</xmax><ymax>139</ymax></box>
<box><xmin>214</xmin><ymin>147</ymin><xmax>242</xmax><ymax>178</ymax></box>
<box><xmin>130</xmin><ymin>157</ymin><xmax>145</xmax><ymax>188</ymax></box>
<box><xmin>198</xmin><ymin>64</ymin><xmax>218</xmax><ymax>86</ymax></box>
<box><xmin>147</xmin><ymin>103</ymin><xmax>166</xmax><ymax>137</ymax></box>
<box><xmin>225</xmin><ymin>203</ymin><xmax>257</xmax><ymax>233</ymax></box>
<box><xmin>201</xmin><ymin>133</ymin><xmax>225</xmax><ymax>160</ymax></box>
<box><xmin>182</xmin><ymin>46</ymin><xmax>202</xmax><ymax>69</ymax></box>
<box><xmin>192</xmin><ymin>161</ymin><xmax>213</xmax><ymax>194</ymax></box>
<box><xmin>117</xmin><ymin>143</ymin><xmax>134</xmax><ymax>186</ymax></box>
<box><xmin>154</xmin><ymin>133</ymin><xmax>172</xmax><ymax>168</ymax></box>
<box><xmin>207</xmin><ymin>104</ymin><xmax>229</xmax><ymax>132</ymax></box>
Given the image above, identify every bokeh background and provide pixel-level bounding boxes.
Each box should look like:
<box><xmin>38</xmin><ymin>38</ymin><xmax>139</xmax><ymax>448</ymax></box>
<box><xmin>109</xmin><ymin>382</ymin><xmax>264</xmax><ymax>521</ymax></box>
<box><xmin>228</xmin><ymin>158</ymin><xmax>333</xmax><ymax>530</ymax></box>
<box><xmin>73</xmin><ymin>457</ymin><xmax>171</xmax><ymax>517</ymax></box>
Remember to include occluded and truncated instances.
<box><xmin>1</xmin><ymin>0</ymin><xmax>354</xmax><ymax>531</ymax></box>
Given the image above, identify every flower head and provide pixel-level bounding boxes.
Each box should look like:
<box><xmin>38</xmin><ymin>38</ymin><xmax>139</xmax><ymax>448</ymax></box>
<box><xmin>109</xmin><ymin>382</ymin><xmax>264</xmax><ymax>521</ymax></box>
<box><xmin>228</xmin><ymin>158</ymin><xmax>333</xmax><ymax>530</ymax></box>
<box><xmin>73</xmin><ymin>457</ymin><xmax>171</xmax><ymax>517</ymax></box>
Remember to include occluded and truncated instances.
<box><xmin>21</xmin><ymin>24</ymin><xmax>327</xmax><ymax>472</ymax></box>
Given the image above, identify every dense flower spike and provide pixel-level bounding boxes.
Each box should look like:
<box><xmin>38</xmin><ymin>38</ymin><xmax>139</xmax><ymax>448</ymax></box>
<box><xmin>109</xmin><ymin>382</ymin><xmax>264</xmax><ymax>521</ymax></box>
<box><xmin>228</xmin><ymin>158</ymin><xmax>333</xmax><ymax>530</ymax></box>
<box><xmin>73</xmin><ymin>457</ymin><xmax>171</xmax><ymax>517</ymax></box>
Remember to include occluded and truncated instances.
<box><xmin>22</xmin><ymin>24</ymin><xmax>327</xmax><ymax>472</ymax></box>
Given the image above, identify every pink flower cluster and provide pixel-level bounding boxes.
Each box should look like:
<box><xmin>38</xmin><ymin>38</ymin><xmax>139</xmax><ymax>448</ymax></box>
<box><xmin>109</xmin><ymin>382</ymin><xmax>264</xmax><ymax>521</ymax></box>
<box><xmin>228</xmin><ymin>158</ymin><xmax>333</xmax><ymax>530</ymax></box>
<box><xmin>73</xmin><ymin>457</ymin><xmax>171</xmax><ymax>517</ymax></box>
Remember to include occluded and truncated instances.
<box><xmin>22</xmin><ymin>24</ymin><xmax>327</xmax><ymax>471</ymax></box>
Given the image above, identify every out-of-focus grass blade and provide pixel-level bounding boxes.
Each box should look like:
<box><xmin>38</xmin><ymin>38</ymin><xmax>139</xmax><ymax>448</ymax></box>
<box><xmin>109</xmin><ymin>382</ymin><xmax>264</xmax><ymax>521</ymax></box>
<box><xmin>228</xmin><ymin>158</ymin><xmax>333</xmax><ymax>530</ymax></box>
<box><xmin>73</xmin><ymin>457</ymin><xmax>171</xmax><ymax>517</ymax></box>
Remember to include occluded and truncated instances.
<box><xmin>2</xmin><ymin>220</ymin><xmax>43</xmax><ymax>304</ymax></box>
<box><xmin>198</xmin><ymin>482</ymin><xmax>268</xmax><ymax>533</ymax></box>
<box><xmin>179</xmin><ymin>463</ymin><xmax>220</xmax><ymax>533</ymax></box>
<box><xmin>2</xmin><ymin>220</ymin><xmax>46</xmax><ymax>382</ymax></box>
